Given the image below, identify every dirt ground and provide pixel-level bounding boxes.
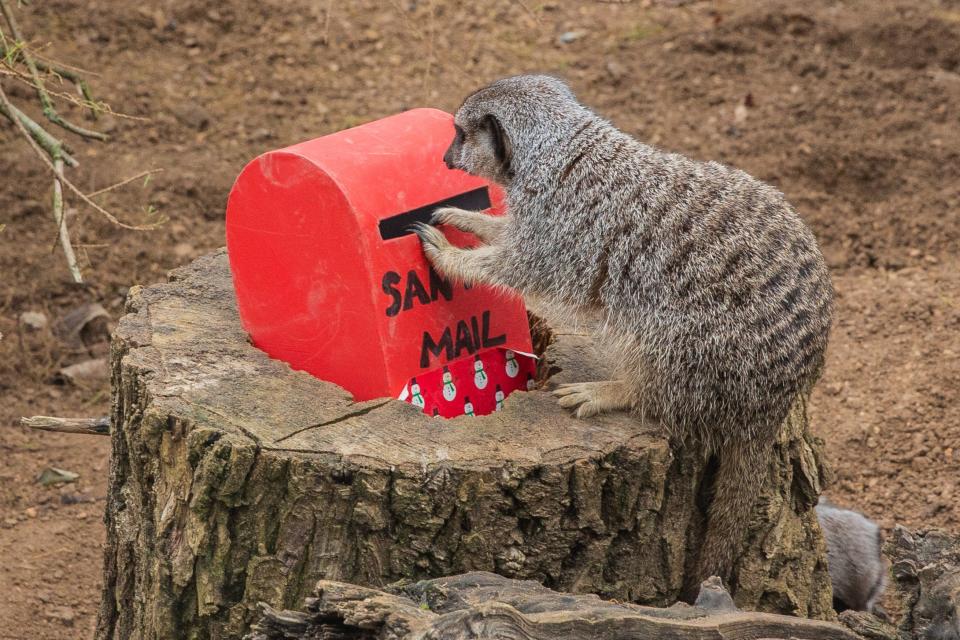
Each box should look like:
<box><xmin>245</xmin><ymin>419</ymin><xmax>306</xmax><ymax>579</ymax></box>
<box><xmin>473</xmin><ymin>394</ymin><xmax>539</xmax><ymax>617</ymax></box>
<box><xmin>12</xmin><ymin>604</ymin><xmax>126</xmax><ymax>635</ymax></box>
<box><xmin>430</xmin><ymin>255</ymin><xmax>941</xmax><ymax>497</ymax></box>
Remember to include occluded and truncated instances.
<box><xmin>1</xmin><ymin>0</ymin><xmax>957</xmax><ymax>637</ymax></box>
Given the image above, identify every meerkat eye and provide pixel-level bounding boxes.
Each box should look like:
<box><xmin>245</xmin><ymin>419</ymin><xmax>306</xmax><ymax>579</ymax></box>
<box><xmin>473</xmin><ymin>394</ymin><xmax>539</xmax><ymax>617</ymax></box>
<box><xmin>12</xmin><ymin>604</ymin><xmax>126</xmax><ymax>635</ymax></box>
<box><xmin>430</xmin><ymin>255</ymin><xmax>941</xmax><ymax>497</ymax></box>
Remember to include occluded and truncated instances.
<box><xmin>454</xmin><ymin>124</ymin><xmax>466</xmax><ymax>143</ymax></box>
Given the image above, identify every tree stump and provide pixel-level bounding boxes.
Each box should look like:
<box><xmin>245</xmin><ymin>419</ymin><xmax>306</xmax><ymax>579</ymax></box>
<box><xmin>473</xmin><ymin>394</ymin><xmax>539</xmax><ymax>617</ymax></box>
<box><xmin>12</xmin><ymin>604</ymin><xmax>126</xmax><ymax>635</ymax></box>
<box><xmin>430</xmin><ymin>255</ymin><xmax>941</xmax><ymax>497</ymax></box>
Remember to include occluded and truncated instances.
<box><xmin>96</xmin><ymin>250</ymin><xmax>833</xmax><ymax>640</ymax></box>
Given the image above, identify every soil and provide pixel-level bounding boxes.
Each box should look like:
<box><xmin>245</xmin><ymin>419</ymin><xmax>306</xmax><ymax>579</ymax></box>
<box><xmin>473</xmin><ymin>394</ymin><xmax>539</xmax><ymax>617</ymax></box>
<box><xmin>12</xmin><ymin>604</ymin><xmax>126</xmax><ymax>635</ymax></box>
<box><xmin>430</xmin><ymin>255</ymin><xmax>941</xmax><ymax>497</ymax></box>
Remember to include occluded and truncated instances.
<box><xmin>0</xmin><ymin>0</ymin><xmax>957</xmax><ymax>637</ymax></box>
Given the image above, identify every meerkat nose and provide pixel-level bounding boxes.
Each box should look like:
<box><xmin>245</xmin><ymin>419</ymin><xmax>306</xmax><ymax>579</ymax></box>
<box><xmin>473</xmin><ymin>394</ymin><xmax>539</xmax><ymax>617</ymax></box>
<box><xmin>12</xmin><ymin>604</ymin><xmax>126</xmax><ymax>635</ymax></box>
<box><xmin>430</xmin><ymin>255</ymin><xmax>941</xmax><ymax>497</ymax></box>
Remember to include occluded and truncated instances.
<box><xmin>443</xmin><ymin>147</ymin><xmax>458</xmax><ymax>170</ymax></box>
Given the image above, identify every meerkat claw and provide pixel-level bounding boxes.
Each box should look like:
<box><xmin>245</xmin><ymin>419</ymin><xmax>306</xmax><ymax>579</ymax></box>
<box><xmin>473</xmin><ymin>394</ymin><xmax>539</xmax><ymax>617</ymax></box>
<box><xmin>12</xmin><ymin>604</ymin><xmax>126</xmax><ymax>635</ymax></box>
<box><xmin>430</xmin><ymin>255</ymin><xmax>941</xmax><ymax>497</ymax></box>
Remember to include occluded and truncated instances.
<box><xmin>553</xmin><ymin>381</ymin><xmax>631</xmax><ymax>419</ymax></box>
<box><xmin>430</xmin><ymin>206</ymin><xmax>464</xmax><ymax>226</ymax></box>
<box><xmin>552</xmin><ymin>384</ymin><xmax>583</xmax><ymax>397</ymax></box>
<box><xmin>410</xmin><ymin>222</ymin><xmax>448</xmax><ymax>255</ymax></box>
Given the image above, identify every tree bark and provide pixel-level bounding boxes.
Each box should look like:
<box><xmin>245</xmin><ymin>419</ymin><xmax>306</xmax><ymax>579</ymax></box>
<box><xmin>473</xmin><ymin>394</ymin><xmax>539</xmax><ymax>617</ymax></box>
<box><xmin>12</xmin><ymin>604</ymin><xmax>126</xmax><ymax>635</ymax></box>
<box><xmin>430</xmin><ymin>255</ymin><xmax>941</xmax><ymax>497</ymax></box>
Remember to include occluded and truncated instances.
<box><xmin>887</xmin><ymin>526</ymin><xmax>960</xmax><ymax>639</ymax></box>
<box><xmin>96</xmin><ymin>249</ymin><xmax>833</xmax><ymax>640</ymax></box>
<box><xmin>245</xmin><ymin>571</ymin><xmax>860</xmax><ymax>640</ymax></box>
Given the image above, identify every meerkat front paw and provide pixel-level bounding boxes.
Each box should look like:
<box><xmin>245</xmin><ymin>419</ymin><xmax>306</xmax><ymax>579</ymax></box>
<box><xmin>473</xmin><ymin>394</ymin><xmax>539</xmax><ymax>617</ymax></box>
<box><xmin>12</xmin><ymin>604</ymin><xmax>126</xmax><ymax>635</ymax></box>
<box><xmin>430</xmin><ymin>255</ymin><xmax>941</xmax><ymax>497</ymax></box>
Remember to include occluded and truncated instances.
<box><xmin>431</xmin><ymin>206</ymin><xmax>507</xmax><ymax>244</ymax></box>
<box><xmin>553</xmin><ymin>380</ymin><xmax>632</xmax><ymax>419</ymax></box>
<box><xmin>410</xmin><ymin>222</ymin><xmax>451</xmax><ymax>261</ymax></box>
<box><xmin>430</xmin><ymin>206</ymin><xmax>471</xmax><ymax>227</ymax></box>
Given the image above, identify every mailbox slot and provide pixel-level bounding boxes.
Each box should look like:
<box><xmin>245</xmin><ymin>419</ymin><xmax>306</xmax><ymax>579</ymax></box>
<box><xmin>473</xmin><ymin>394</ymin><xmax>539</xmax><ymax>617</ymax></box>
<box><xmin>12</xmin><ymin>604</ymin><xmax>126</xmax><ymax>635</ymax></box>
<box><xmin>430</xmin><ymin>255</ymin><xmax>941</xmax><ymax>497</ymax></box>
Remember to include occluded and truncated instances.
<box><xmin>378</xmin><ymin>187</ymin><xmax>492</xmax><ymax>240</ymax></box>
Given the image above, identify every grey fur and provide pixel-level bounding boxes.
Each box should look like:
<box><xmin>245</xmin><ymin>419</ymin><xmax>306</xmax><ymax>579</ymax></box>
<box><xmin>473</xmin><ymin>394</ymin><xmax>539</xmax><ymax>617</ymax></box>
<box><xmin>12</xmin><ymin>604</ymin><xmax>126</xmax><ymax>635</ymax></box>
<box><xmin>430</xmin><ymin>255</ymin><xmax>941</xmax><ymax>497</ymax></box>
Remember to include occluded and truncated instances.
<box><xmin>415</xmin><ymin>75</ymin><xmax>834</xmax><ymax>588</ymax></box>
<box><xmin>816</xmin><ymin>498</ymin><xmax>887</xmax><ymax>614</ymax></box>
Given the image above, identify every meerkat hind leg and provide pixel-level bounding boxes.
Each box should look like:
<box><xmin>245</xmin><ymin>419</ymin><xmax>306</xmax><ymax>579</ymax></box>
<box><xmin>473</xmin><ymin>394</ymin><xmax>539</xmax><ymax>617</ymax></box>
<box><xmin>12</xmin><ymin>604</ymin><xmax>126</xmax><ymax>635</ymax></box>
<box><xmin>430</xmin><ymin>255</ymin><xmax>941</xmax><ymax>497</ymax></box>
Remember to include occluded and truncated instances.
<box><xmin>553</xmin><ymin>380</ymin><xmax>633</xmax><ymax>419</ymax></box>
<box><xmin>432</xmin><ymin>206</ymin><xmax>507</xmax><ymax>244</ymax></box>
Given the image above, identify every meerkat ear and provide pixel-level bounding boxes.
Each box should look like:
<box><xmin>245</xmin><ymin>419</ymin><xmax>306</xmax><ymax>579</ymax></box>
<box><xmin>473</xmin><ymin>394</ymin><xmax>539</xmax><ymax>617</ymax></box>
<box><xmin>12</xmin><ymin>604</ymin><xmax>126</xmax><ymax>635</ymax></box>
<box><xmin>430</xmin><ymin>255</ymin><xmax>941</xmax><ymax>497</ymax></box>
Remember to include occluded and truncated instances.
<box><xmin>482</xmin><ymin>114</ymin><xmax>514</xmax><ymax>179</ymax></box>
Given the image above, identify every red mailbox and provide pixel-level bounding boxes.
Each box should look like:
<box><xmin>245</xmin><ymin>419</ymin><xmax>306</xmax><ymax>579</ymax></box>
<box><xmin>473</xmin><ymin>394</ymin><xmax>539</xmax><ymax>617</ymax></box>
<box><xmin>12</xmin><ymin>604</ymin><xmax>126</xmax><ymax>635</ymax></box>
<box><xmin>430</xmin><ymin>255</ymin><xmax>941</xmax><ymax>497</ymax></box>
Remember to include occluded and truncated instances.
<box><xmin>226</xmin><ymin>108</ymin><xmax>536</xmax><ymax>417</ymax></box>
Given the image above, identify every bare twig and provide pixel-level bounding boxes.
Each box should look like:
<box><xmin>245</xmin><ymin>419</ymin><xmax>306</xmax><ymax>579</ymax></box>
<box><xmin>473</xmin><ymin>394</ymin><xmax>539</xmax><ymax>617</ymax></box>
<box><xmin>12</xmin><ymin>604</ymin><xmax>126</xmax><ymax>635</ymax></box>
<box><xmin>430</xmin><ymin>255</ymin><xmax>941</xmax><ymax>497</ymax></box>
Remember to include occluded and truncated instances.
<box><xmin>0</xmin><ymin>81</ymin><xmax>161</xmax><ymax>230</ymax></box>
<box><xmin>86</xmin><ymin>169</ymin><xmax>162</xmax><ymax>199</ymax></box>
<box><xmin>0</xmin><ymin>63</ymin><xmax>147</xmax><ymax>121</ymax></box>
<box><xmin>20</xmin><ymin>415</ymin><xmax>110</xmax><ymax>435</ymax></box>
<box><xmin>1</xmin><ymin>46</ymin><xmax>98</xmax><ymax>116</ymax></box>
<box><xmin>322</xmin><ymin>0</ymin><xmax>333</xmax><ymax>44</ymax></box>
<box><xmin>34</xmin><ymin>56</ymin><xmax>97</xmax><ymax>118</ymax></box>
<box><xmin>512</xmin><ymin>0</ymin><xmax>542</xmax><ymax>24</ymax></box>
<box><xmin>422</xmin><ymin>0</ymin><xmax>435</xmax><ymax>95</ymax></box>
<box><xmin>0</xmin><ymin>95</ymin><xmax>78</xmax><ymax>165</ymax></box>
<box><xmin>52</xmin><ymin>152</ymin><xmax>83</xmax><ymax>282</ymax></box>
<box><xmin>29</xmin><ymin>50</ymin><xmax>99</xmax><ymax>77</ymax></box>
<box><xmin>0</xmin><ymin>0</ymin><xmax>106</xmax><ymax>139</ymax></box>
<box><xmin>0</xmin><ymin>2</ymin><xmax>160</xmax><ymax>280</ymax></box>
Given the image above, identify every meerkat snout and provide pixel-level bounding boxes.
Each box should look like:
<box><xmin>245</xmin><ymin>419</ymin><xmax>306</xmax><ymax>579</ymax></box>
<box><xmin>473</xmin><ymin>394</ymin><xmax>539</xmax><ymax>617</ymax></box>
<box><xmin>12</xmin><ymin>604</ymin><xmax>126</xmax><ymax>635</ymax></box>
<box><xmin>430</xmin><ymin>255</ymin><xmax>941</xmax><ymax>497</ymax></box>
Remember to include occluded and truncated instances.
<box><xmin>442</xmin><ymin>124</ymin><xmax>464</xmax><ymax>170</ymax></box>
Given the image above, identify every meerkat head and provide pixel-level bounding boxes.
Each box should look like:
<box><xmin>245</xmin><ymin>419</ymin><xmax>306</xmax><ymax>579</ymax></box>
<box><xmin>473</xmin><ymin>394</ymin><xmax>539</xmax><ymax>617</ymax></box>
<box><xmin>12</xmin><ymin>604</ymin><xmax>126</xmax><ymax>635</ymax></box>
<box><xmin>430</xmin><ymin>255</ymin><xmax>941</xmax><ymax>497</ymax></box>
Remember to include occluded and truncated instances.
<box><xmin>443</xmin><ymin>75</ymin><xmax>586</xmax><ymax>186</ymax></box>
<box><xmin>443</xmin><ymin>110</ymin><xmax>514</xmax><ymax>185</ymax></box>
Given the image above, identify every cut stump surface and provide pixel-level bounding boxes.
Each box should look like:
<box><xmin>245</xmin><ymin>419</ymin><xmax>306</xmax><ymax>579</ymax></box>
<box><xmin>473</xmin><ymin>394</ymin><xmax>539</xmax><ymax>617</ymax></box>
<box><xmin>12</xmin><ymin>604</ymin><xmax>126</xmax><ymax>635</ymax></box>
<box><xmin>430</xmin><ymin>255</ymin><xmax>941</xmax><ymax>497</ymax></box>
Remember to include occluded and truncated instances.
<box><xmin>96</xmin><ymin>250</ymin><xmax>833</xmax><ymax>640</ymax></box>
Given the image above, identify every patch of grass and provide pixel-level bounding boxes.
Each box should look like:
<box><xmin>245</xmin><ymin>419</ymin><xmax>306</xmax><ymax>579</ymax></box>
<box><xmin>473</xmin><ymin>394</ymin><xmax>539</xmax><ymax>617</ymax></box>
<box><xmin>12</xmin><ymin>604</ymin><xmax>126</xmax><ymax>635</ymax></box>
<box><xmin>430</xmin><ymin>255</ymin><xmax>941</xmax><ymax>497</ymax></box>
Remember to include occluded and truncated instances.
<box><xmin>624</xmin><ymin>21</ymin><xmax>664</xmax><ymax>41</ymax></box>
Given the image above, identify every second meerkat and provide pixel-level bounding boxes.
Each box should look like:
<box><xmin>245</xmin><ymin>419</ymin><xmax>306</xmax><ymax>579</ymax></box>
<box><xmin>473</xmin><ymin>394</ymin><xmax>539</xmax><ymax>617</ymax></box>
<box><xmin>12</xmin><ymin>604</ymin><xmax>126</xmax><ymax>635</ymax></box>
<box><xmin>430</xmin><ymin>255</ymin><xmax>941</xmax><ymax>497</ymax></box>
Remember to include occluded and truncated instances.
<box><xmin>413</xmin><ymin>75</ymin><xmax>834</xmax><ymax>589</ymax></box>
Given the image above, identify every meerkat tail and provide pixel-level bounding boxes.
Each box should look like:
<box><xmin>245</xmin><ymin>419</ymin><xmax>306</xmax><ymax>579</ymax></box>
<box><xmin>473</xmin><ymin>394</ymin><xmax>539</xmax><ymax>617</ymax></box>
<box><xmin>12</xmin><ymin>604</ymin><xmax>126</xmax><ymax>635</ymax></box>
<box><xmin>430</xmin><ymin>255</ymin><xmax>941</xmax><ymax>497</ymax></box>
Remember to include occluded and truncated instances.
<box><xmin>695</xmin><ymin>439</ymin><xmax>771</xmax><ymax>592</ymax></box>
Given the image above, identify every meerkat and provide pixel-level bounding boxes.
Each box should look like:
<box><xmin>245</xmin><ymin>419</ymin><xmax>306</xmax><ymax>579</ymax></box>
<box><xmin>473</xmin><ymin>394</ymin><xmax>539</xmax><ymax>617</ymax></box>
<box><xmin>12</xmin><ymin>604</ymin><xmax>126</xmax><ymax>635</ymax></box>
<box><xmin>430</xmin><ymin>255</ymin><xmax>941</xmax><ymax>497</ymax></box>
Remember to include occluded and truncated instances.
<box><xmin>413</xmin><ymin>75</ymin><xmax>834</xmax><ymax>589</ymax></box>
<box><xmin>816</xmin><ymin>498</ymin><xmax>887</xmax><ymax>615</ymax></box>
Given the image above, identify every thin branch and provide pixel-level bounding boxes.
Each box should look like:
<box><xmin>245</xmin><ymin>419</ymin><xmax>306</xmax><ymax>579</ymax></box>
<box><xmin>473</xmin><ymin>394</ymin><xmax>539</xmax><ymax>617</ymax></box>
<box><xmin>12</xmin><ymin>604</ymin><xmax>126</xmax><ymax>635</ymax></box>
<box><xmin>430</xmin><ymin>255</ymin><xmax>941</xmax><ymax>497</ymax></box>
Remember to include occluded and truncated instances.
<box><xmin>0</xmin><ymin>81</ymin><xmax>161</xmax><ymax>230</ymax></box>
<box><xmin>52</xmin><ymin>152</ymin><xmax>83</xmax><ymax>282</ymax></box>
<box><xmin>1</xmin><ymin>54</ymin><xmax>149</xmax><ymax>122</ymax></box>
<box><xmin>85</xmin><ymin>168</ymin><xmax>162</xmax><ymax>199</ymax></box>
<box><xmin>1</xmin><ymin>44</ymin><xmax>99</xmax><ymax>116</ymax></box>
<box><xmin>511</xmin><ymin>0</ymin><xmax>542</xmax><ymax>24</ymax></box>
<box><xmin>33</xmin><ymin>55</ymin><xmax>97</xmax><ymax>118</ymax></box>
<box><xmin>322</xmin><ymin>0</ymin><xmax>333</xmax><ymax>44</ymax></box>
<box><xmin>0</xmin><ymin>0</ymin><xmax>106</xmax><ymax>139</ymax></box>
<box><xmin>29</xmin><ymin>49</ymin><xmax>99</xmax><ymax>77</ymax></box>
<box><xmin>20</xmin><ymin>415</ymin><xmax>110</xmax><ymax>435</ymax></box>
<box><xmin>1</xmin><ymin>65</ymin><xmax>147</xmax><ymax>122</ymax></box>
<box><xmin>422</xmin><ymin>0</ymin><xmax>435</xmax><ymax>96</ymax></box>
<box><xmin>0</xmin><ymin>95</ymin><xmax>78</xmax><ymax>165</ymax></box>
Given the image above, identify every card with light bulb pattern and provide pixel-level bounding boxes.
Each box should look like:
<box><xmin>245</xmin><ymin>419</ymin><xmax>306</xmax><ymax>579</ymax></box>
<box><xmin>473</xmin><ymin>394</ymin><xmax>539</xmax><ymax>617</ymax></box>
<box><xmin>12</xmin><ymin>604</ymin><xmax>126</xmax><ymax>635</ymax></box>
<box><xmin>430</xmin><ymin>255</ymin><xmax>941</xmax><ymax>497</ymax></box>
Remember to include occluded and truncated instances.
<box><xmin>399</xmin><ymin>348</ymin><xmax>537</xmax><ymax>418</ymax></box>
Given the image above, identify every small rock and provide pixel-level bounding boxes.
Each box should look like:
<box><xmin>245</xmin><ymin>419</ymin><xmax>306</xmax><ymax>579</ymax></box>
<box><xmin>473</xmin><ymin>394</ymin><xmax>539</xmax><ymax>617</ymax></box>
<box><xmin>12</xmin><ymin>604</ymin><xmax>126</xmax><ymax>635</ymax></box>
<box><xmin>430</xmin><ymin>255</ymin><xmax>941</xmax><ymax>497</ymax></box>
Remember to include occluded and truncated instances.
<box><xmin>56</xmin><ymin>358</ymin><xmax>109</xmax><ymax>385</ymax></box>
<box><xmin>733</xmin><ymin>103</ymin><xmax>748</xmax><ymax>124</ymax></box>
<box><xmin>14</xmin><ymin>198</ymin><xmax>44</xmax><ymax>219</ymax></box>
<box><xmin>37</xmin><ymin>467</ymin><xmax>80</xmax><ymax>486</ymax></box>
<box><xmin>558</xmin><ymin>30</ymin><xmax>586</xmax><ymax>44</ymax></box>
<box><xmin>19</xmin><ymin>311</ymin><xmax>48</xmax><ymax>330</ymax></box>
<box><xmin>173</xmin><ymin>242</ymin><xmax>195</xmax><ymax>258</ymax></box>
<box><xmin>54</xmin><ymin>302</ymin><xmax>111</xmax><ymax>348</ymax></box>
<box><xmin>46</xmin><ymin>606</ymin><xmax>75</xmax><ymax>627</ymax></box>
<box><xmin>249</xmin><ymin>128</ymin><xmax>275</xmax><ymax>142</ymax></box>
<box><xmin>99</xmin><ymin>114</ymin><xmax>120</xmax><ymax>134</ymax></box>
<box><xmin>605</xmin><ymin>60</ymin><xmax>627</xmax><ymax>82</ymax></box>
<box><xmin>24</xmin><ymin>507</ymin><xmax>38</xmax><ymax>518</ymax></box>
<box><xmin>172</xmin><ymin>102</ymin><xmax>212</xmax><ymax>131</ymax></box>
